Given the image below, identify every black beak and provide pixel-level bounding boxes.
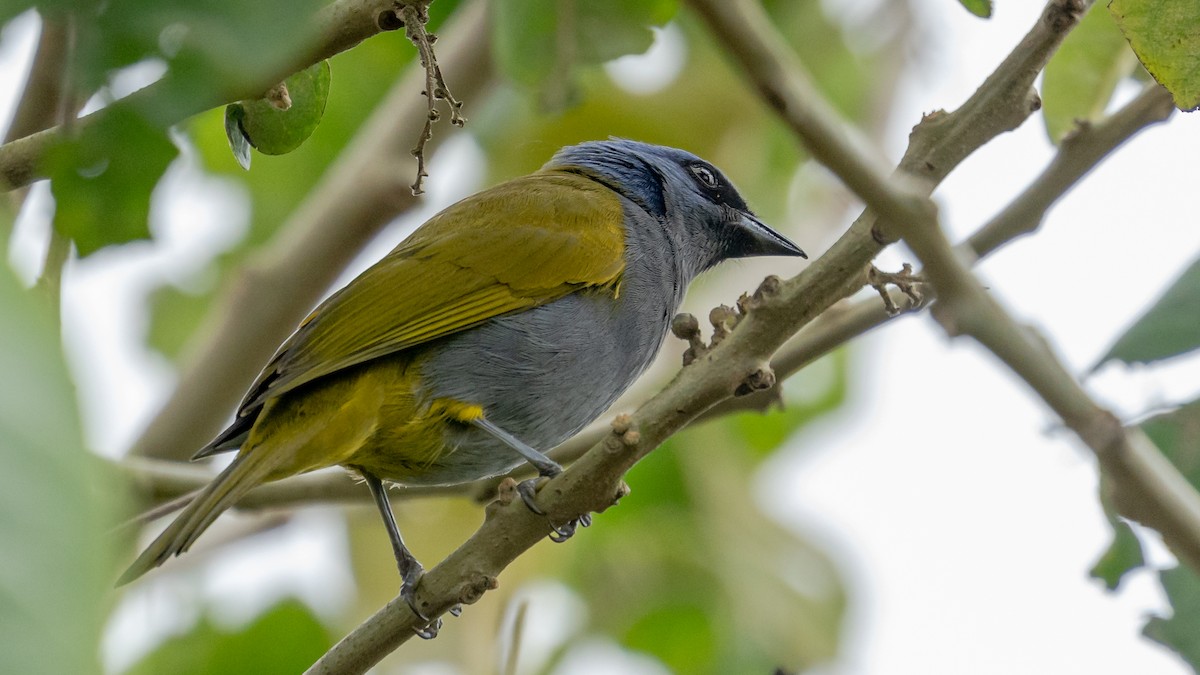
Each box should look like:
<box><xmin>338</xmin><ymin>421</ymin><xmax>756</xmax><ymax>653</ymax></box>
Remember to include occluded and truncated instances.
<box><xmin>732</xmin><ymin>212</ymin><xmax>807</xmax><ymax>259</ymax></box>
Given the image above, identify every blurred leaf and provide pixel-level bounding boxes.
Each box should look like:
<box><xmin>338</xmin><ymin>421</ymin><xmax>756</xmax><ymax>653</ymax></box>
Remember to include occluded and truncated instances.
<box><xmin>957</xmin><ymin>0</ymin><xmax>993</xmax><ymax>18</ymax></box>
<box><xmin>1097</xmin><ymin>255</ymin><xmax>1200</xmax><ymax>367</ymax></box>
<box><xmin>146</xmin><ymin>284</ymin><xmax>215</xmax><ymax>359</ymax></box>
<box><xmin>1042</xmin><ymin>3</ymin><xmax>1134</xmax><ymax>143</ymax></box>
<box><xmin>1141</xmin><ymin>398</ymin><xmax>1200</xmax><ymax>489</ymax></box>
<box><xmin>623</xmin><ymin>604</ymin><xmax>716</xmax><ymax>672</ymax></box>
<box><xmin>75</xmin><ymin>0</ymin><xmax>326</xmax><ymax>101</ymax></box>
<box><xmin>1090</xmin><ymin>518</ymin><xmax>1145</xmax><ymax>590</ymax></box>
<box><xmin>1143</xmin><ymin>566</ymin><xmax>1200</xmax><ymax>669</ymax></box>
<box><xmin>1109</xmin><ymin>0</ymin><xmax>1200</xmax><ymax>111</ymax></box>
<box><xmin>0</xmin><ymin>266</ymin><xmax>122</xmax><ymax>674</ymax></box>
<box><xmin>560</xmin><ymin>409</ymin><xmax>846</xmax><ymax>673</ymax></box>
<box><xmin>46</xmin><ymin>106</ymin><xmax>178</xmax><ymax>256</ymax></box>
<box><xmin>232</xmin><ymin>60</ymin><xmax>331</xmax><ymax>157</ymax></box>
<box><xmin>123</xmin><ymin>599</ymin><xmax>333</xmax><ymax>675</ymax></box>
<box><xmin>492</xmin><ymin>0</ymin><xmax>678</xmax><ymax>109</ymax></box>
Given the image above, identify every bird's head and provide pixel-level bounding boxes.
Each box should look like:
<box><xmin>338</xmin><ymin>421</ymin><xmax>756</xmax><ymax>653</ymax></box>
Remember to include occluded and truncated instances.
<box><xmin>546</xmin><ymin>139</ymin><xmax>806</xmax><ymax>275</ymax></box>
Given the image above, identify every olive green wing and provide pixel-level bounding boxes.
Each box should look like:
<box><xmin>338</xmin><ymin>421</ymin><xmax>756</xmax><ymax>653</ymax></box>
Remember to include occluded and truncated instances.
<box><xmin>243</xmin><ymin>169</ymin><xmax>625</xmax><ymax>414</ymax></box>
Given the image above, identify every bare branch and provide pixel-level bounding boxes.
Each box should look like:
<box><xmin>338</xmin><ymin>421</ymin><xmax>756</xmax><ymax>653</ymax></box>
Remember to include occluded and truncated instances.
<box><xmin>305</xmin><ymin>4</ymin><xmax>1105</xmax><ymax>669</ymax></box>
<box><xmin>130</xmin><ymin>0</ymin><xmax>492</xmax><ymax>460</ymax></box>
<box><xmin>683</xmin><ymin>0</ymin><xmax>1087</xmax><ymax>361</ymax></box>
<box><xmin>967</xmin><ymin>83</ymin><xmax>1175</xmax><ymax>258</ymax></box>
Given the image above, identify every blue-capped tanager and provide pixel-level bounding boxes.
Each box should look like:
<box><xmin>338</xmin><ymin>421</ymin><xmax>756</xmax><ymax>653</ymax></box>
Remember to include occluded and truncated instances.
<box><xmin>118</xmin><ymin>139</ymin><xmax>805</xmax><ymax>621</ymax></box>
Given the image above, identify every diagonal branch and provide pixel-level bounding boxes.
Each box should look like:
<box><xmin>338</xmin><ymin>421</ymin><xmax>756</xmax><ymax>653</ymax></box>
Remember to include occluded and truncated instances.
<box><xmin>130</xmin><ymin>0</ymin><xmax>492</xmax><ymax>460</ymax></box>
<box><xmin>306</xmin><ymin>2</ymin><xmax>1101</xmax><ymax>672</ymax></box>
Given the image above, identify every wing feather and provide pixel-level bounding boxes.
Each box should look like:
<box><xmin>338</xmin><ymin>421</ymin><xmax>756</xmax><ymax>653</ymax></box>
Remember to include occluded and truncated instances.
<box><xmin>237</xmin><ymin>170</ymin><xmax>626</xmax><ymax>413</ymax></box>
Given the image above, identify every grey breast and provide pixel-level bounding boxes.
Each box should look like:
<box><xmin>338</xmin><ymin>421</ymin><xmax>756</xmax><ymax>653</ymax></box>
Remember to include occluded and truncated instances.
<box><xmin>417</xmin><ymin>203</ymin><xmax>687</xmax><ymax>484</ymax></box>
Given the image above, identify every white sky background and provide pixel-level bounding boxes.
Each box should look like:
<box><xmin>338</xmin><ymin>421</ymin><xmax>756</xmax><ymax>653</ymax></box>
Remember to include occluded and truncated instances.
<box><xmin>2</xmin><ymin>1</ymin><xmax>1200</xmax><ymax>673</ymax></box>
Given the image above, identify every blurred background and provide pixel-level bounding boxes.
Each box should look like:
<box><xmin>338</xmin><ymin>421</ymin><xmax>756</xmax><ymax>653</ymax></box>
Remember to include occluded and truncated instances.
<box><xmin>1</xmin><ymin>0</ymin><xmax>1199</xmax><ymax>673</ymax></box>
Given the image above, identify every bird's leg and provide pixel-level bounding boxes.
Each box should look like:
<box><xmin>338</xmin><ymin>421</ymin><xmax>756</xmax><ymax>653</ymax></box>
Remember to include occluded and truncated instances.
<box><xmin>360</xmin><ymin>469</ymin><xmax>443</xmax><ymax>639</ymax></box>
<box><xmin>470</xmin><ymin>417</ymin><xmax>591</xmax><ymax>542</ymax></box>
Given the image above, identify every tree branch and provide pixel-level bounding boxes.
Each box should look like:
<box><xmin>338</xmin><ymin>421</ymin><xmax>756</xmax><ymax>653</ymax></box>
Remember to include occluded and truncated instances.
<box><xmin>3</xmin><ymin>17</ymin><xmax>71</xmax><ymax>144</ymax></box>
<box><xmin>0</xmin><ymin>0</ymin><xmax>431</xmax><ymax>191</ymax></box>
<box><xmin>130</xmin><ymin>0</ymin><xmax>492</xmax><ymax>460</ymax></box>
<box><xmin>899</xmin><ymin>179</ymin><xmax>1200</xmax><ymax>572</ymax></box>
<box><xmin>306</xmin><ymin>3</ymin><xmax>1100</xmax><ymax>672</ymax></box>
<box><xmin>697</xmin><ymin>0</ymin><xmax>1200</xmax><ymax>569</ymax></box>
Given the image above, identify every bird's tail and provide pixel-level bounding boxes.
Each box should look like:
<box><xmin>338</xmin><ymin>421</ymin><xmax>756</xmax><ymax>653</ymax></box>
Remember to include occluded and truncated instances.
<box><xmin>117</xmin><ymin>448</ymin><xmax>282</xmax><ymax>586</ymax></box>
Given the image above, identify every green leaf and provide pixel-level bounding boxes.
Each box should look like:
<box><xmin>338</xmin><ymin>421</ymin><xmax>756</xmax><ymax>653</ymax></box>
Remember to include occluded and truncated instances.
<box><xmin>1143</xmin><ymin>566</ymin><xmax>1200</xmax><ymax>669</ymax></box>
<box><xmin>493</xmin><ymin>0</ymin><xmax>678</xmax><ymax>109</ymax></box>
<box><xmin>123</xmin><ymin>599</ymin><xmax>334</xmax><ymax>675</ymax></box>
<box><xmin>76</xmin><ymin>0</ymin><xmax>326</xmax><ymax>100</ymax></box>
<box><xmin>1097</xmin><ymin>255</ymin><xmax>1200</xmax><ymax>367</ymax></box>
<box><xmin>1140</xmin><ymin>399</ymin><xmax>1200</xmax><ymax>490</ymax></box>
<box><xmin>1109</xmin><ymin>0</ymin><xmax>1200</xmax><ymax>111</ymax></box>
<box><xmin>232</xmin><ymin>60</ymin><xmax>332</xmax><ymax>158</ymax></box>
<box><xmin>1089</xmin><ymin>518</ymin><xmax>1145</xmax><ymax>590</ymax></box>
<box><xmin>0</xmin><ymin>266</ymin><xmax>122</xmax><ymax>674</ymax></box>
<box><xmin>957</xmin><ymin>0</ymin><xmax>993</xmax><ymax>18</ymax></box>
<box><xmin>1042</xmin><ymin>3</ymin><xmax>1134</xmax><ymax>143</ymax></box>
<box><xmin>45</xmin><ymin>106</ymin><xmax>178</xmax><ymax>256</ymax></box>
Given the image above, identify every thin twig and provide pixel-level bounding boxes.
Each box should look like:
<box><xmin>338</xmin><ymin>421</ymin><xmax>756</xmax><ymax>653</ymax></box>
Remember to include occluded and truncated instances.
<box><xmin>401</xmin><ymin>1</ymin><xmax>466</xmax><ymax>195</ymax></box>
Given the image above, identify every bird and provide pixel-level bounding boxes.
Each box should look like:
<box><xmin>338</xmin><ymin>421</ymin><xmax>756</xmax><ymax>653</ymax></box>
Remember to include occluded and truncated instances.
<box><xmin>117</xmin><ymin>139</ymin><xmax>805</xmax><ymax>634</ymax></box>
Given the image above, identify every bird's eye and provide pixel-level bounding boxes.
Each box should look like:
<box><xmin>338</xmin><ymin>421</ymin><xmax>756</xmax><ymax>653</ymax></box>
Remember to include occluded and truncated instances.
<box><xmin>689</xmin><ymin>163</ymin><xmax>719</xmax><ymax>189</ymax></box>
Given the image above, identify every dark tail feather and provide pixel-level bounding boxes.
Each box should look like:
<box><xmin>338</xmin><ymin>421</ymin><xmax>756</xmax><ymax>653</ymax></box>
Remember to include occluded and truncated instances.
<box><xmin>117</xmin><ymin>449</ymin><xmax>279</xmax><ymax>586</ymax></box>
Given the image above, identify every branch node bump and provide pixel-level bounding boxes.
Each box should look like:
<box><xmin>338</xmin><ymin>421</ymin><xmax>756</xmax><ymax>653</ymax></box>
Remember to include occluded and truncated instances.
<box><xmin>1045</xmin><ymin>0</ymin><xmax>1088</xmax><ymax>32</ymax></box>
<box><xmin>735</xmin><ymin>366</ymin><xmax>776</xmax><ymax>397</ymax></box>
<box><xmin>752</xmin><ymin>274</ymin><xmax>782</xmax><ymax>302</ymax></box>
<box><xmin>613</xmin><ymin>482</ymin><xmax>631</xmax><ymax>506</ymax></box>
<box><xmin>265</xmin><ymin>81</ymin><xmax>292</xmax><ymax>111</ymax></box>
<box><xmin>609</xmin><ymin>414</ymin><xmax>641</xmax><ymax>448</ymax></box>
<box><xmin>455</xmin><ymin>573</ymin><xmax>499</xmax><ymax>606</ymax></box>
<box><xmin>671</xmin><ymin>313</ymin><xmax>707</xmax><ymax>365</ymax></box>
<box><xmin>709</xmin><ymin>304</ymin><xmax>740</xmax><ymax>345</ymax></box>
<box><xmin>485</xmin><ymin>478</ymin><xmax>519</xmax><ymax>520</ymax></box>
<box><xmin>377</xmin><ymin>9</ymin><xmax>405</xmax><ymax>31</ymax></box>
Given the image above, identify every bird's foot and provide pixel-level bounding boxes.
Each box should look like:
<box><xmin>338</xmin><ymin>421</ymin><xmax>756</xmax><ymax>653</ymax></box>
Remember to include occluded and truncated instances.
<box><xmin>399</xmin><ymin>562</ymin><xmax>442</xmax><ymax>639</ymax></box>
<box><xmin>516</xmin><ymin>475</ymin><xmax>592</xmax><ymax>543</ymax></box>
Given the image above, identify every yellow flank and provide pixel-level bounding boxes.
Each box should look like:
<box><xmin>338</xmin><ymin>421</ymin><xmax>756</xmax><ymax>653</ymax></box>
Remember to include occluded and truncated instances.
<box><xmin>429</xmin><ymin>400</ymin><xmax>485</xmax><ymax>423</ymax></box>
<box><xmin>242</xmin><ymin>353</ymin><xmax>490</xmax><ymax>485</ymax></box>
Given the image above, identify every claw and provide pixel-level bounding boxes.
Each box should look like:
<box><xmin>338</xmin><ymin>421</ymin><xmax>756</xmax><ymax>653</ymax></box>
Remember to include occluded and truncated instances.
<box><xmin>412</xmin><ymin>617</ymin><xmax>443</xmax><ymax>640</ymax></box>
<box><xmin>399</xmin><ymin>562</ymin><xmax>443</xmax><ymax>639</ymax></box>
<box><xmin>517</xmin><ymin>477</ymin><xmax>547</xmax><ymax>516</ymax></box>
